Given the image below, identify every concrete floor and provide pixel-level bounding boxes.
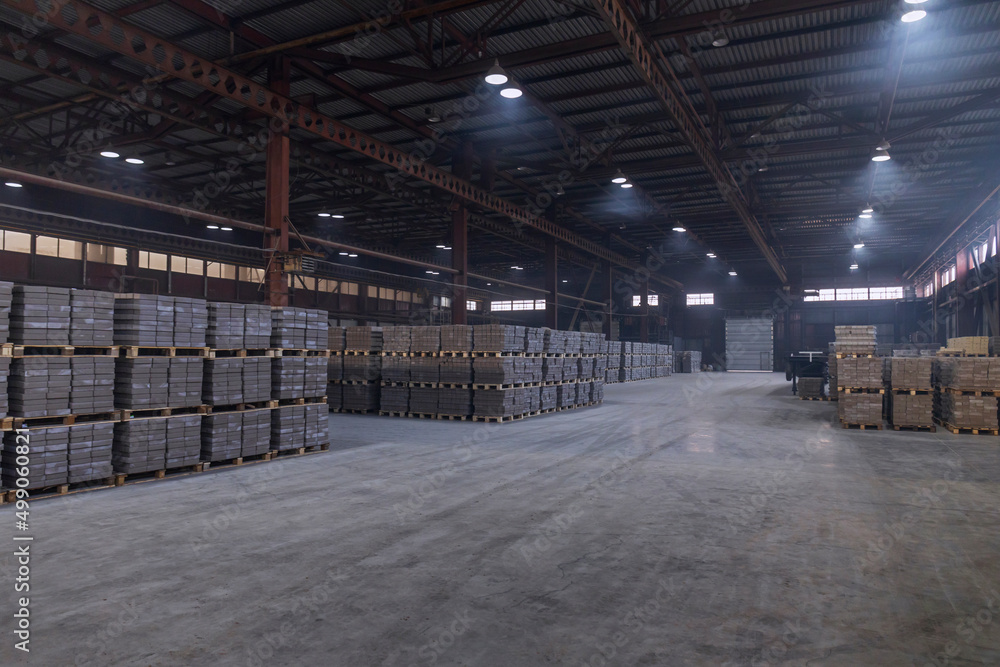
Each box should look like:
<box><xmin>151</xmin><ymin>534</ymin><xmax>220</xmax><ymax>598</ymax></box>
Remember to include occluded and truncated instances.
<box><xmin>2</xmin><ymin>372</ymin><xmax>1000</xmax><ymax>666</ymax></box>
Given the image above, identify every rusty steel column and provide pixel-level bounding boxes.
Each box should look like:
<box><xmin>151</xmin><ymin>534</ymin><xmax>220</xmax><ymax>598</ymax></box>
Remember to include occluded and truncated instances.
<box><xmin>545</xmin><ymin>237</ymin><xmax>558</xmax><ymax>329</ymax></box>
<box><xmin>265</xmin><ymin>56</ymin><xmax>290</xmax><ymax>307</ymax></box>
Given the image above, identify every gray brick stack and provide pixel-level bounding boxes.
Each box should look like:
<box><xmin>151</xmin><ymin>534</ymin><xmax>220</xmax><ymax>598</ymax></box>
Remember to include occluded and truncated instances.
<box><xmin>305</xmin><ymin>356</ymin><xmax>326</xmax><ymax>397</ymax></box>
<box><xmin>304</xmin><ymin>404</ymin><xmax>328</xmax><ymax>448</ymax></box>
<box><xmin>9</xmin><ymin>358</ymin><xmax>71</xmax><ymax>417</ymax></box>
<box><xmin>305</xmin><ymin>310</ymin><xmax>328</xmax><ymax>351</ymax></box>
<box><xmin>114</xmin><ymin>358</ymin><xmax>170</xmax><ymax>409</ymax></box>
<box><xmin>202</xmin><ymin>413</ymin><xmax>242</xmax><ymax>461</ymax></box>
<box><xmin>242</xmin><ymin>409</ymin><xmax>271</xmax><ymax>456</ymax></box>
<box><xmin>113</xmin><ymin>295</ymin><xmax>169</xmax><ymax>346</ymax></box>
<box><xmin>243</xmin><ymin>357</ymin><xmax>271</xmax><ymax>403</ymax></box>
<box><xmin>68</xmin><ymin>422</ymin><xmax>114</xmax><ymax>483</ymax></box>
<box><xmin>173</xmin><ymin>297</ymin><xmax>208</xmax><ymax>347</ymax></box>
<box><xmin>11</xmin><ymin>285</ymin><xmax>70</xmax><ymax>345</ymax></box>
<box><xmin>379</xmin><ymin>385</ymin><xmax>408</xmax><ymax>412</ymax></box>
<box><xmin>272</xmin><ymin>357</ymin><xmax>306</xmax><ymax>399</ymax></box>
<box><xmin>207</xmin><ymin>302</ymin><xmax>245</xmax><ymax>348</ymax></box>
<box><xmin>474</xmin><ymin>325</ymin><xmax>524</xmax><ymax>352</ymax></box>
<box><xmin>271</xmin><ymin>405</ymin><xmax>305</xmax><ymax>451</ymax></box>
<box><xmin>346</xmin><ymin>326</ymin><xmax>382</xmax><ymax>352</ymax></box>
<box><xmin>0</xmin><ymin>357</ymin><xmax>9</xmax><ymax>418</ymax></box>
<box><xmin>70</xmin><ymin>357</ymin><xmax>115</xmax><ymax>414</ymax></box>
<box><xmin>382</xmin><ymin>326</ymin><xmax>411</xmax><ymax>352</ymax></box>
<box><xmin>411</xmin><ymin>326</ymin><xmax>441</xmax><ymax>353</ymax></box>
<box><xmin>167</xmin><ymin>358</ymin><xmax>204</xmax><ymax>408</ymax></box>
<box><xmin>271</xmin><ymin>308</ymin><xmax>307</xmax><ymax>348</ymax></box>
<box><xmin>244</xmin><ymin>305</ymin><xmax>272</xmax><ymax>348</ymax></box>
<box><xmin>3</xmin><ymin>427</ymin><xmax>69</xmax><ymax>488</ymax></box>
<box><xmin>0</xmin><ymin>281</ymin><xmax>12</xmax><ymax>342</ymax></box>
<box><xmin>165</xmin><ymin>414</ymin><xmax>202</xmax><ymax>467</ymax></box>
<box><xmin>203</xmin><ymin>358</ymin><xmax>243</xmax><ymax>405</ymax></box>
<box><xmin>113</xmin><ymin>418</ymin><xmax>167</xmax><ymax>474</ymax></box>
<box><xmin>328</xmin><ymin>326</ymin><xmax>346</xmax><ymax>352</ymax></box>
<box><xmin>69</xmin><ymin>289</ymin><xmax>114</xmax><ymax>345</ymax></box>
<box><xmin>440</xmin><ymin>325</ymin><xmax>472</xmax><ymax>352</ymax></box>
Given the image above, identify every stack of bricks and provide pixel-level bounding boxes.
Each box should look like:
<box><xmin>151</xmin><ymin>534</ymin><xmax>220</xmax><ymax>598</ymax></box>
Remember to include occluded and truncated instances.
<box><xmin>945</xmin><ymin>336</ymin><xmax>989</xmax><ymax>356</ymax></box>
<box><xmin>304</xmin><ymin>403</ymin><xmax>329</xmax><ymax>449</ymax></box>
<box><xmin>2</xmin><ymin>427</ymin><xmax>73</xmax><ymax>489</ymax></box>
<box><xmin>271</xmin><ymin>307</ymin><xmax>327</xmax><ymax>350</ymax></box>
<box><xmin>605</xmin><ymin>341</ymin><xmax>621</xmax><ymax>383</ymax></box>
<box><xmin>0</xmin><ymin>283</ymin><xmax>9</xmax><ymax>419</ymax></box>
<box><xmin>114</xmin><ymin>358</ymin><xmax>170</xmax><ymax>410</ymax></box>
<box><xmin>271</xmin><ymin>405</ymin><xmax>306</xmax><ymax>452</ymax></box>
<box><xmin>798</xmin><ymin>377</ymin><xmax>825</xmax><ymax>399</ymax></box>
<box><xmin>203</xmin><ymin>358</ymin><xmax>243</xmax><ymax>406</ymax></box>
<box><xmin>69</xmin><ymin>289</ymin><xmax>114</xmax><ymax>345</ymax></box>
<box><xmin>167</xmin><ymin>358</ymin><xmax>205</xmax><ymax>408</ymax></box>
<box><xmin>676</xmin><ymin>351</ymin><xmax>701</xmax><ymax>374</ymax></box>
<box><xmin>933</xmin><ymin>357</ymin><xmax>1000</xmax><ymax>431</ymax></box>
<box><xmin>201</xmin><ymin>412</ymin><xmax>242</xmax><ymax>461</ymax></box>
<box><xmin>272</xmin><ymin>357</ymin><xmax>306</xmax><ymax>399</ymax></box>
<box><xmin>68</xmin><ymin>422</ymin><xmax>114</xmax><ymax>484</ymax></box>
<box><xmin>243</xmin><ymin>305</ymin><xmax>272</xmax><ymax>349</ymax></box>
<box><xmin>327</xmin><ymin>326</ymin><xmax>345</xmax><ymax>410</ymax></box>
<box><xmin>835</xmin><ymin>356</ymin><xmax>883</xmax><ymax>427</ymax></box>
<box><xmin>113</xmin><ymin>414</ymin><xmax>201</xmax><ymax>475</ymax></box>
<box><xmin>11</xmin><ymin>285</ymin><xmax>70</xmax><ymax>345</ymax></box>
<box><xmin>833</xmin><ymin>325</ymin><xmax>877</xmax><ymax>355</ymax></box>
<box><xmin>172</xmin><ymin>297</ymin><xmax>208</xmax><ymax>347</ymax></box>
<box><xmin>207</xmin><ymin>303</ymin><xmax>245</xmax><ymax>348</ymax></box>
<box><xmin>887</xmin><ymin>357</ymin><xmax>934</xmax><ymax>429</ymax></box>
<box><xmin>341</xmin><ymin>327</ymin><xmax>381</xmax><ymax>412</ymax></box>
<box><xmin>113</xmin><ymin>295</ymin><xmax>171</xmax><ymax>346</ymax></box>
<box><xmin>304</xmin><ymin>310</ymin><xmax>329</xmax><ymax>351</ymax></box>
<box><xmin>69</xmin><ymin>358</ymin><xmax>115</xmax><ymax>414</ymax></box>
<box><xmin>9</xmin><ymin>358</ymin><xmax>71</xmax><ymax>417</ymax></box>
<box><xmin>242</xmin><ymin>357</ymin><xmax>271</xmax><ymax>403</ymax></box>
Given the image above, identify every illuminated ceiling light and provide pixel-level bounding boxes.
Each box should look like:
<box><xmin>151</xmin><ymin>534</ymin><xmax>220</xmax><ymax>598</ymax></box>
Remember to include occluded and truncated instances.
<box><xmin>486</xmin><ymin>282</ymin><xmax>492</xmax><ymax>285</ymax></box>
<box><xmin>125</xmin><ymin>157</ymin><xmax>144</xmax><ymax>165</ymax></box>
<box><xmin>706</xmin><ymin>252</ymin><xmax>716</xmax><ymax>258</ymax></box>
<box><xmin>206</xmin><ymin>225</ymin><xmax>219</xmax><ymax>230</ymax></box>
<box><xmin>757</xmin><ymin>165</ymin><xmax>768</xmax><ymax>172</ymax></box>
<box><xmin>862</xmin><ymin>205</ymin><xmax>874</xmax><ymax>213</ymax></box>
<box><xmin>220</xmin><ymin>226</ymin><xmax>233</xmax><ymax>231</ymax></box>
<box><xmin>317</xmin><ymin>213</ymin><xmax>331</xmax><ymax>217</ymax></box>
<box><xmin>672</xmin><ymin>226</ymin><xmax>686</xmax><ymax>232</ymax></box>
<box><xmin>339</xmin><ymin>252</ymin><xmax>349</xmax><ymax>256</ymax></box>
<box><xmin>728</xmin><ymin>271</ymin><xmax>737</xmax><ymax>276</ymax></box>
<box><xmin>4</xmin><ymin>182</ymin><xmax>22</xmax><ymax>188</ymax></box>
<box><xmin>99</xmin><ymin>150</ymin><xmax>120</xmax><ymax>158</ymax></box>
<box><xmin>850</xmin><ymin>264</ymin><xmax>859</xmax><ymax>270</ymax></box>
<box><xmin>620</xmin><ymin>182</ymin><xmax>633</xmax><ymax>189</ymax></box>
<box><xmin>859</xmin><ymin>213</ymin><xmax>872</xmax><ymax>219</ymax></box>
<box><xmin>500</xmin><ymin>84</ymin><xmax>522</xmax><ymax>99</ymax></box>
<box><xmin>854</xmin><ymin>242</ymin><xmax>865</xmax><ymax>249</ymax></box>
<box><xmin>561</xmin><ymin>279</ymin><xmax>568</xmax><ymax>283</ymax></box>
<box><xmin>555</xmin><ymin>184</ymin><xmax>565</xmax><ymax>196</ymax></box>
<box><xmin>901</xmin><ymin>9</ymin><xmax>926</xmax><ymax>22</ymax></box>
<box><xmin>711</xmin><ymin>32</ymin><xmax>729</xmax><ymax>47</ymax></box>
<box><xmin>904</xmin><ymin>0</ymin><xmax>928</xmax><ymax>3</ymax></box>
<box><xmin>436</xmin><ymin>244</ymin><xmax>447</xmax><ymax>249</ymax></box>
<box><xmin>871</xmin><ymin>148</ymin><xmax>891</xmax><ymax>162</ymax></box>
<box><xmin>484</xmin><ymin>59</ymin><xmax>508</xmax><ymax>85</ymax></box>
<box><xmin>348</xmin><ymin>253</ymin><xmax>358</xmax><ymax>258</ymax></box>
<box><xmin>330</xmin><ymin>214</ymin><xmax>345</xmax><ymax>219</ymax></box>
<box><xmin>611</xmin><ymin>170</ymin><xmax>627</xmax><ymax>184</ymax></box>
<box><xmin>426</xmin><ymin>270</ymin><xmax>434</xmax><ymax>274</ymax></box>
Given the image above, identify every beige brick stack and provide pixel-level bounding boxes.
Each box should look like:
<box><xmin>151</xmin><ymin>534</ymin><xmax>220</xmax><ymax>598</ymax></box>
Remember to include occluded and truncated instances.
<box><xmin>834</xmin><ymin>326</ymin><xmax>882</xmax><ymax>428</ymax></box>
<box><xmin>933</xmin><ymin>357</ymin><xmax>1000</xmax><ymax>433</ymax></box>
<box><xmin>887</xmin><ymin>357</ymin><xmax>935</xmax><ymax>430</ymax></box>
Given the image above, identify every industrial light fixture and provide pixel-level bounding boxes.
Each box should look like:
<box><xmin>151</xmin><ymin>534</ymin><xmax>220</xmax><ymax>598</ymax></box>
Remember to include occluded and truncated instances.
<box><xmin>872</xmin><ymin>141</ymin><xmax>891</xmax><ymax>161</ymax></box>
<box><xmin>339</xmin><ymin>252</ymin><xmax>349</xmax><ymax>256</ymax></box>
<box><xmin>220</xmin><ymin>226</ymin><xmax>233</xmax><ymax>231</ymax></box>
<box><xmin>125</xmin><ymin>157</ymin><xmax>144</xmax><ymax>165</ymax></box>
<box><xmin>348</xmin><ymin>253</ymin><xmax>358</xmax><ymax>258</ymax></box>
<box><xmin>561</xmin><ymin>279</ymin><xmax>568</xmax><ymax>283</ymax></box>
<box><xmin>862</xmin><ymin>205</ymin><xmax>874</xmax><ymax>213</ymax></box>
<box><xmin>706</xmin><ymin>252</ymin><xmax>716</xmax><ymax>258</ymax></box>
<box><xmin>611</xmin><ymin>170</ymin><xmax>627</xmax><ymax>184</ymax></box>
<box><xmin>318</xmin><ymin>213</ymin><xmax>331</xmax><ymax>217</ymax></box>
<box><xmin>484</xmin><ymin>59</ymin><xmax>508</xmax><ymax>85</ymax></box>
<box><xmin>728</xmin><ymin>270</ymin><xmax>737</xmax><ymax>276</ymax></box>
<box><xmin>711</xmin><ymin>32</ymin><xmax>729</xmax><ymax>47</ymax></box>
<box><xmin>4</xmin><ymin>182</ymin><xmax>22</xmax><ymax>188</ymax></box>
<box><xmin>854</xmin><ymin>242</ymin><xmax>865</xmax><ymax>249</ymax></box>
<box><xmin>672</xmin><ymin>226</ymin><xmax>686</xmax><ymax>232</ymax></box>
<box><xmin>436</xmin><ymin>244</ymin><xmax>447</xmax><ymax>249</ymax></box>
<box><xmin>511</xmin><ymin>265</ymin><xmax>523</xmax><ymax>270</ymax></box>
<box><xmin>757</xmin><ymin>165</ymin><xmax>768</xmax><ymax>172</ymax></box>
<box><xmin>859</xmin><ymin>212</ymin><xmax>872</xmax><ymax>219</ymax></box>
<box><xmin>330</xmin><ymin>214</ymin><xmax>345</xmax><ymax>219</ymax></box>
<box><xmin>904</xmin><ymin>0</ymin><xmax>928</xmax><ymax>3</ymax></box>
<box><xmin>500</xmin><ymin>83</ymin><xmax>522</xmax><ymax>99</ymax></box>
<box><xmin>850</xmin><ymin>263</ymin><xmax>859</xmax><ymax>270</ymax></box>
<box><xmin>206</xmin><ymin>225</ymin><xmax>219</xmax><ymax>230</ymax></box>
<box><xmin>443</xmin><ymin>246</ymin><xmax>452</xmax><ymax>250</ymax></box>
<box><xmin>555</xmin><ymin>184</ymin><xmax>565</xmax><ymax>196</ymax></box>
<box><xmin>99</xmin><ymin>151</ymin><xmax>119</xmax><ymax>158</ymax></box>
<box><xmin>901</xmin><ymin>9</ymin><xmax>926</xmax><ymax>22</ymax></box>
<box><xmin>620</xmin><ymin>181</ymin><xmax>633</xmax><ymax>189</ymax></box>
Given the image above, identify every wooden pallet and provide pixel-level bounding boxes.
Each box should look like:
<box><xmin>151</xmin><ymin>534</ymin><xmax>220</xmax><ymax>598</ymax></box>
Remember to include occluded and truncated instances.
<box><xmin>436</xmin><ymin>414</ymin><xmax>470</xmax><ymax>421</ymax></box>
<box><xmin>471</xmin><ymin>414</ymin><xmax>524</xmax><ymax>423</ymax></box>
<box><xmin>379</xmin><ymin>351</ymin><xmax>411</xmax><ymax>357</ymax></box>
<box><xmin>471</xmin><ymin>351</ymin><xmax>522</xmax><ymax>357</ymax></box>
<box><xmin>891</xmin><ymin>424</ymin><xmax>937</xmax><ymax>432</ymax></box>
<box><xmin>798</xmin><ymin>396</ymin><xmax>830</xmax><ymax>401</ymax></box>
<box><xmin>835</xmin><ymin>353</ymin><xmax>876</xmax><ymax>359</ymax></box>
<box><xmin>2</xmin><ymin>476</ymin><xmax>117</xmax><ymax>503</ymax></box>
<box><xmin>5</xmin><ymin>412</ymin><xmax>119</xmax><ymax>430</ymax></box>
<box><xmin>269</xmin><ymin>349</ymin><xmax>331</xmax><ymax>357</ymax></box>
<box><xmin>472</xmin><ymin>382</ymin><xmax>541</xmax><ymax>390</ymax></box>
<box><xmin>439</xmin><ymin>351</ymin><xmax>472</xmax><ymax>357</ymax></box>
<box><xmin>0</xmin><ymin>343</ymin><xmax>10</xmax><ymax>357</ymax></box>
<box><xmin>408</xmin><ymin>382</ymin><xmax>437</xmax><ymax>388</ymax></box>
<box><xmin>204</xmin><ymin>401</ymin><xmax>277</xmax><ymax>414</ymax></box>
<box><xmin>437</xmin><ymin>382</ymin><xmax>471</xmax><ymax>389</ymax></box>
<box><xmin>378</xmin><ymin>411</ymin><xmax>407</xmax><ymax>417</ymax></box>
<box><xmin>410</xmin><ymin>351</ymin><xmax>441</xmax><ymax>357</ymax></box>
<box><xmin>941</xmin><ymin>387</ymin><xmax>1000</xmax><ymax>397</ymax></box>
<box><xmin>205</xmin><ymin>348</ymin><xmax>272</xmax><ymax>359</ymax></box>
<box><xmin>119</xmin><ymin>405</ymin><xmax>209</xmax><ymax>420</ymax></box>
<box><xmin>342</xmin><ymin>350</ymin><xmax>374</xmax><ymax>356</ymax></box>
<box><xmin>840</xmin><ymin>422</ymin><xmax>883</xmax><ymax>430</ymax></box>
<box><xmin>269</xmin><ymin>443</ymin><xmax>330</xmax><ymax>458</ymax></box>
<box><xmin>379</xmin><ymin>381</ymin><xmax>408</xmax><ymax>387</ymax></box>
<box><xmin>114</xmin><ymin>463</ymin><xmax>205</xmax><ymax>486</ymax></box>
<box><xmin>933</xmin><ymin>418</ymin><xmax>999</xmax><ymax>435</ymax></box>
<box><xmin>276</xmin><ymin>396</ymin><xmax>328</xmax><ymax>407</ymax></box>
<box><xmin>407</xmin><ymin>412</ymin><xmax>437</xmax><ymax>419</ymax></box>
<box><xmin>891</xmin><ymin>388</ymin><xmax>934</xmax><ymax>395</ymax></box>
<box><xmin>201</xmin><ymin>451</ymin><xmax>273</xmax><ymax>469</ymax></box>
<box><xmin>837</xmin><ymin>387</ymin><xmax>885</xmax><ymax>394</ymax></box>
<box><xmin>10</xmin><ymin>344</ymin><xmax>118</xmax><ymax>357</ymax></box>
<box><xmin>937</xmin><ymin>350</ymin><xmax>987</xmax><ymax>357</ymax></box>
<box><xmin>340</xmin><ymin>408</ymin><xmax>375</xmax><ymax>414</ymax></box>
<box><xmin>121</xmin><ymin>346</ymin><xmax>211</xmax><ymax>358</ymax></box>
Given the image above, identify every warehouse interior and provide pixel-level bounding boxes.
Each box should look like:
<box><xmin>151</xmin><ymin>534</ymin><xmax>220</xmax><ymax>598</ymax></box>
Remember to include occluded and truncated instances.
<box><xmin>0</xmin><ymin>0</ymin><xmax>999</xmax><ymax>664</ymax></box>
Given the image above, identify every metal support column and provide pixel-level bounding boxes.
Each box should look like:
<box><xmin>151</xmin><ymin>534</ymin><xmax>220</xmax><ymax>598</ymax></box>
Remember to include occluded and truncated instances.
<box><xmin>640</xmin><ymin>276</ymin><xmax>650</xmax><ymax>343</ymax></box>
<box><xmin>264</xmin><ymin>56</ymin><xmax>290</xmax><ymax>307</ymax></box>
<box><xmin>545</xmin><ymin>237</ymin><xmax>558</xmax><ymax>329</ymax></box>
<box><xmin>451</xmin><ymin>141</ymin><xmax>473</xmax><ymax>325</ymax></box>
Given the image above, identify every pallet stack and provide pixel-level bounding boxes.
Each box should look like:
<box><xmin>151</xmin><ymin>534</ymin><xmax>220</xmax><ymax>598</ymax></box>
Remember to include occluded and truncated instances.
<box><xmin>676</xmin><ymin>350</ymin><xmax>701</xmax><ymax>373</ymax></box>
<box><xmin>886</xmin><ymin>357</ymin><xmax>934</xmax><ymax>431</ymax></box>
<box><xmin>827</xmin><ymin>351</ymin><xmax>838</xmax><ymax>401</ymax></box>
<box><xmin>605</xmin><ymin>341</ymin><xmax>621</xmax><ymax>383</ymax></box>
<box><xmin>834</xmin><ymin>326</ymin><xmax>881</xmax><ymax>429</ymax></box>
<box><xmin>933</xmin><ymin>357</ymin><xmax>1000</xmax><ymax>434</ymax></box>
<box><xmin>798</xmin><ymin>377</ymin><xmax>826</xmax><ymax>399</ymax></box>
<box><xmin>941</xmin><ymin>336</ymin><xmax>989</xmax><ymax>357</ymax></box>
<box><xmin>340</xmin><ymin>326</ymin><xmax>382</xmax><ymax>412</ymax></box>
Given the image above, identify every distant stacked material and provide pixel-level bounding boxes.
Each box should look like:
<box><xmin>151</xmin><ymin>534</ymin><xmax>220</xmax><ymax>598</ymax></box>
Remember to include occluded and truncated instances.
<box><xmin>270</xmin><ymin>307</ymin><xmax>307</xmax><ymax>348</ymax></box>
<box><xmin>946</xmin><ymin>336</ymin><xmax>989</xmax><ymax>356</ymax></box>
<box><xmin>328</xmin><ymin>354</ymin><xmax>344</xmax><ymax>382</ymax></box>
<box><xmin>242</xmin><ymin>357</ymin><xmax>271</xmax><ymax>403</ymax></box>
<box><xmin>379</xmin><ymin>385</ymin><xmax>409</xmax><ymax>412</ymax></box>
<box><xmin>0</xmin><ymin>281</ymin><xmax>12</xmax><ymax>342</ymax></box>
<box><xmin>409</xmin><ymin>387</ymin><xmax>438</xmax><ymax>414</ymax></box>
<box><xmin>410</xmin><ymin>357</ymin><xmax>439</xmax><ymax>383</ymax></box>
<box><xmin>474</xmin><ymin>387</ymin><xmax>519</xmax><ymax>417</ymax></box>
<box><xmin>114</xmin><ymin>358</ymin><xmax>170</xmax><ymax>409</ymax></box>
<box><xmin>837</xmin><ymin>357</ymin><xmax>882</xmax><ymax>389</ymax></box>
<box><xmin>594</xmin><ymin>354</ymin><xmax>608</xmax><ymax>380</ymax></box>
<box><xmin>890</xmin><ymin>358</ymin><xmax>933</xmax><ymax>390</ymax></box>
<box><xmin>304</xmin><ymin>310</ymin><xmax>329</xmax><ymax>350</ymax></box>
<box><xmin>11</xmin><ymin>285</ymin><xmax>71</xmax><ymax>345</ymax></box>
<box><xmin>933</xmin><ymin>357</ymin><xmax>1000</xmax><ymax>430</ymax></box>
<box><xmin>381</xmin><ymin>355</ymin><xmax>409</xmax><ymax>382</ymax></box>
<box><xmin>244</xmin><ymin>305</ymin><xmax>272</xmax><ymax>348</ymax></box>
<box><xmin>834</xmin><ymin>325</ymin><xmax>877</xmax><ymax>355</ymax></box>
<box><xmin>272</xmin><ymin>357</ymin><xmax>306</xmax><ymax>399</ymax></box>
<box><xmin>344</xmin><ymin>354</ymin><xmax>381</xmax><ymax>383</ymax></box>
<box><xmin>593</xmin><ymin>380</ymin><xmax>605</xmax><ymax>403</ymax></box>
<box><xmin>327</xmin><ymin>382</ymin><xmax>343</xmax><ymax>411</ymax></box>
<box><xmin>677</xmin><ymin>351</ymin><xmax>701</xmax><ymax>373</ymax></box>
<box><xmin>173</xmin><ymin>297</ymin><xmax>208</xmax><ymax>347</ymax></box>
<box><xmin>578</xmin><ymin>357</ymin><xmax>595</xmax><ymax>380</ymax></box>
<box><xmin>207</xmin><ymin>303</ymin><xmax>245</xmax><ymax>348</ymax></box>
<box><xmin>936</xmin><ymin>394</ymin><xmax>998</xmax><ymax>430</ymax></box>
<box><xmin>342</xmin><ymin>383</ymin><xmax>378</xmax><ymax>412</ymax></box>
<box><xmin>473</xmin><ymin>357</ymin><xmax>517</xmax><ymax>385</ymax></box>
<box><xmin>411</xmin><ymin>326</ymin><xmax>441</xmax><ymax>353</ymax></box>
<box><xmin>441</xmin><ymin>325</ymin><xmax>472</xmax><ymax>352</ymax></box>
<box><xmin>113</xmin><ymin>295</ymin><xmax>163</xmax><ymax>345</ymax></box>
<box><xmin>542</xmin><ymin>357</ymin><xmax>562</xmax><ymax>383</ymax></box>
<box><xmin>203</xmin><ymin>358</ymin><xmax>243</xmax><ymax>405</ymax></box>
<box><xmin>382</xmin><ymin>326</ymin><xmax>411</xmax><ymax>353</ymax></box>
<box><xmin>606</xmin><ymin>341</ymin><xmax>621</xmax><ymax>383</ymax></box>
<box><xmin>544</xmin><ymin>328</ymin><xmax>567</xmax><ymax>354</ymax></box>
<box><xmin>68</xmin><ymin>422</ymin><xmax>114</xmax><ymax>483</ymax></box>
<box><xmin>838</xmin><ymin>394</ymin><xmax>882</xmax><ymax>426</ymax></box>
<box><xmin>69</xmin><ymin>289</ymin><xmax>114</xmax><ymax>345</ymax></box>
<box><xmin>328</xmin><ymin>326</ymin><xmax>346</xmax><ymax>352</ymax></box>
<box><xmin>9</xmin><ymin>358</ymin><xmax>71</xmax><ymax>417</ymax></box>
<box><xmin>241</xmin><ymin>410</ymin><xmax>271</xmax><ymax>457</ymax></box>
<box><xmin>0</xmin><ymin>357</ymin><xmax>9</xmax><ymax>417</ymax></box>
<box><xmin>304</xmin><ymin>357</ymin><xmax>326</xmax><ymax>397</ymax></box>
<box><xmin>113</xmin><ymin>419</ymin><xmax>168</xmax><ymax>473</ymax></box>
<box><xmin>165</xmin><ymin>414</ymin><xmax>202</xmax><ymax>468</ymax></box>
<box><xmin>474</xmin><ymin>325</ymin><xmax>524</xmax><ymax>352</ymax></box>
<box><xmin>934</xmin><ymin>358</ymin><xmax>1000</xmax><ymax>392</ymax></box>
<box><xmin>271</xmin><ymin>406</ymin><xmax>306</xmax><ymax>451</ymax></box>
<box><xmin>540</xmin><ymin>385</ymin><xmax>557</xmax><ymax>410</ymax></box>
<box><xmin>798</xmin><ymin>377</ymin><xmax>825</xmax><ymax>399</ymax></box>
<box><xmin>991</xmin><ymin>337</ymin><xmax>1000</xmax><ymax>357</ymax></box>
<box><xmin>525</xmin><ymin>328</ymin><xmax>545</xmax><ymax>354</ymax></box>
<box><xmin>202</xmin><ymin>413</ymin><xmax>242</xmax><ymax>461</ymax></box>
<box><xmin>439</xmin><ymin>357</ymin><xmax>472</xmax><ymax>384</ymax></box>
<box><xmin>888</xmin><ymin>393</ymin><xmax>934</xmax><ymax>428</ymax></box>
<box><xmin>70</xmin><ymin>357</ymin><xmax>115</xmax><ymax>413</ymax></box>
<box><xmin>346</xmin><ymin>326</ymin><xmax>382</xmax><ymax>352</ymax></box>
<box><xmin>168</xmin><ymin>358</ymin><xmax>205</xmax><ymax>408</ymax></box>
<box><xmin>827</xmin><ymin>353</ymin><xmax>838</xmax><ymax>394</ymax></box>
<box><xmin>581</xmin><ymin>333</ymin><xmax>603</xmax><ymax>355</ymax></box>
<box><xmin>3</xmin><ymin>427</ymin><xmax>69</xmax><ymax>488</ymax></box>
<box><xmin>304</xmin><ymin>403</ymin><xmax>328</xmax><ymax>449</ymax></box>
<box><xmin>562</xmin><ymin>357</ymin><xmax>579</xmax><ymax>382</ymax></box>
<box><xmin>565</xmin><ymin>331</ymin><xmax>583</xmax><ymax>355</ymax></box>
<box><xmin>557</xmin><ymin>385</ymin><xmax>575</xmax><ymax>408</ymax></box>
<box><xmin>438</xmin><ymin>388</ymin><xmax>472</xmax><ymax>416</ymax></box>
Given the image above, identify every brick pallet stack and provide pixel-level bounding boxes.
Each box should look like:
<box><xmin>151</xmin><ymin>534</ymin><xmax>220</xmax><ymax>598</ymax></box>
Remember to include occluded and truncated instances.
<box><xmin>267</xmin><ymin>306</ymin><xmax>330</xmax><ymax>452</ymax></box>
<box><xmin>676</xmin><ymin>351</ymin><xmax>701</xmax><ymax>373</ymax></box>
<box><xmin>244</xmin><ymin>305</ymin><xmax>273</xmax><ymax>349</ymax></box>
<box><xmin>943</xmin><ymin>336</ymin><xmax>989</xmax><ymax>356</ymax></box>
<box><xmin>11</xmin><ymin>285</ymin><xmax>70</xmax><ymax>345</ymax></box>
<box><xmin>0</xmin><ymin>282</ymin><xmax>10</xmax><ymax>419</ymax></box>
<box><xmin>834</xmin><ymin>326</ymin><xmax>881</xmax><ymax>428</ymax></box>
<box><xmin>886</xmin><ymin>357</ymin><xmax>934</xmax><ymax>430</ymax></box>
<box><xmin>1</xmin><ymin>423</ymin><xmax>116</xmax><ymax>490</ymax></box>
<box><xmin>605</xmin><ymin>341</ymin><xmax>621</xmax><ymax>383</ymax></box>
<box><xmin>408</xmin><ymin>326</ymin><xmax>441</xmax><ymax>415</ymax></box>
<box><xmin>827</xmin><ymin>351</ymin><xmax>838</xmax><ymax>401</ymax></box>
<box><xmin>341</xmin><ymin>326</ymin><xmax>381</xmax><ymax>412</ymax></box>
<box><xmin>327</xmin><ymin>326</ymin><xmax>345</xmax><ymax>410</ymax></box>
<box><xmin>69</xmin><ymin>289</ymin><xmax>114</xmax><ymax>345</ymax></box>
<box><xmin>933</xmin><ymin>357</ymin><xmax>1000</xmax><ymax>433</ymax></box>
<box><xmin>473</xmin><ymin>325</ymin><xmax>531</xmax><ymax>420</ymax></box>
<box><xmin>438</xmin><ymin>325</ymin><xmax>473</xmax><ymax>417</ymax></box>
<box><xmin>798</xmin><ymin>377</ymin><xmax>826</xmax><ymax>399</ymax></box>
<box><xmin>377</xmin><ymin>326</ymin><xmax>411</xmax><ymax>414</ymax></box>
